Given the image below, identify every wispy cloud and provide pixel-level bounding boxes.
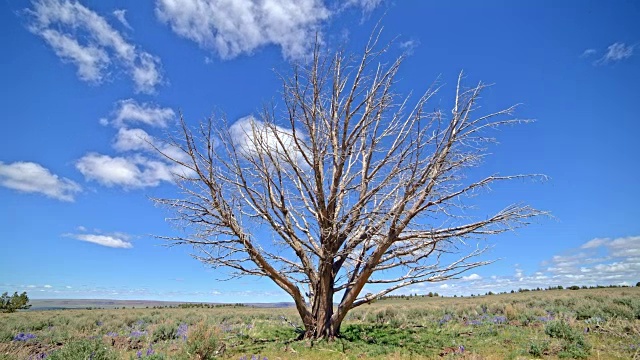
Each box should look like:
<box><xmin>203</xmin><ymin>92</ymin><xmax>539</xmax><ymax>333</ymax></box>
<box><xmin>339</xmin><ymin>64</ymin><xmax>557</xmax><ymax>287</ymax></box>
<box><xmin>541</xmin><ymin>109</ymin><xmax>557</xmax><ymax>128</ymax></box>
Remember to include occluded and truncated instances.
<box><xmin>399</xmin><ymin>39</ymin><xmax>419</xmax><ymax>55</ymax></box>
<box><xmin>0</xmin><ymin>161</ymin><xmax>81</xmax><ymax>201</ymax></box>
<box><xmin>64</xmin><ymin>231</ymin><xmax>133</xmax><ymax>249</ymax></box>
<box><xmin>593</xmin><ymin>42</ymin><xmax>635</xmax><ymax>65</ymax></box>
<box><xmin>27</xmin><ymin>0</ymin><xmax>163</xmax><ymax>93</ymax></box>
<box><xmin>110</xmin><ymin>99</ymin><xmax>176</xmax><ymax>128</ymax></box>
<box><xmin>580</xmin><ymin>48</ymin><xmax>597</xmax><ymax>58</ymax></box>
<box><xmin>344</xmin><ymin>0</ymin><xmax>384</xmax><ymax>14</ymax></box>
<box><xmin>112</xmin><ymin>9</ymin><xmax>132</xmax><ymax>30</ymax></box>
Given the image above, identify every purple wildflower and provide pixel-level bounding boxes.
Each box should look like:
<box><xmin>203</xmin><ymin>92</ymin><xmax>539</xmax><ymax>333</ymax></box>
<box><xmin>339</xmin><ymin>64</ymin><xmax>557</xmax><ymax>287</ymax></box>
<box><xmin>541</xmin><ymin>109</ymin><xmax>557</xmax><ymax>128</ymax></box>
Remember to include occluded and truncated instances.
<box><xmin>13</xmin><ymin>333</ymin><xmax>37</xmax><ymax>341</ymax></box>
<box><xmin>493</xmin><ymin>315</ymin><xmax>507</xmax><ymax>324</ymax></box>
<box><xmin>177</xmin><ymin>323</ymin><xmax>188</xmax><ymax>340</ymax></box>
<box><xmin>438</xmin><ymin>314</ymin><xmax>453</xmax><ymax>325</ymax></box>
<box><xmin>130</xmin><ymin>330</ymin><xmax>147</xmax><ymax>338</ymax></box>
<box><xmin>106</xmin><ymin>332</ymin><xmax>118</xmax><ymax>337</ymax></box>
<box><xmin>136</xmin><ymin>350</ymin><xmax>142</xmax><ymax>358</ymax></box>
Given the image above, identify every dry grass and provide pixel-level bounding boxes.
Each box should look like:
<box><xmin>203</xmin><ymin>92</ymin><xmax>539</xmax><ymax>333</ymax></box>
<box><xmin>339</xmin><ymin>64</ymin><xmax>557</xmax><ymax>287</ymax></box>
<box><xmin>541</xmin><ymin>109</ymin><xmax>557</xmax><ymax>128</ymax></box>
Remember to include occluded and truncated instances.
<box><xmin>0</xmin><ymin>287</ymin><xmax>639</xmax><ymax>359</ymax></box>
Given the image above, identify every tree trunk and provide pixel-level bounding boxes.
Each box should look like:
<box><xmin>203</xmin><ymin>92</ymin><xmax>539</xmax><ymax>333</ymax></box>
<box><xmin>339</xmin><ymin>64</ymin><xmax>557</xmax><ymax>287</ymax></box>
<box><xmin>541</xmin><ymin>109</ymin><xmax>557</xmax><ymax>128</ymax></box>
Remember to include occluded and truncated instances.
<box><xmin>304</xmin><ymin>261</ymin><xmax>340</xmax><ymax>339</ymax></box>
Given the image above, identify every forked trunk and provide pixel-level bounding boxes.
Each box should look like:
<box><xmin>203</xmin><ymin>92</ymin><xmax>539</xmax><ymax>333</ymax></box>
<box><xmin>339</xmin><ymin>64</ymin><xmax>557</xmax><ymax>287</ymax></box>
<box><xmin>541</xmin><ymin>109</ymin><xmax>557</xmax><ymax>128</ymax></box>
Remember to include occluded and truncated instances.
<box><xmin>304</xmin><ymin>262</ymin><xmax>340</xmax><ymax>339</ymax></box>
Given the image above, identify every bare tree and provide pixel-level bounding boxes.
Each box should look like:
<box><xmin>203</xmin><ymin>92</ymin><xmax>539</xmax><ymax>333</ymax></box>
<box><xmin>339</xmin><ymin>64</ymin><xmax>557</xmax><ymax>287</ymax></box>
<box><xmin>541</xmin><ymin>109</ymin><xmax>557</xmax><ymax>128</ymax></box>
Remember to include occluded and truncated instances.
<box><xmin>154</xmin><ymin>31</ymin><xmax>545</xmax><ymax>339</ymax></box>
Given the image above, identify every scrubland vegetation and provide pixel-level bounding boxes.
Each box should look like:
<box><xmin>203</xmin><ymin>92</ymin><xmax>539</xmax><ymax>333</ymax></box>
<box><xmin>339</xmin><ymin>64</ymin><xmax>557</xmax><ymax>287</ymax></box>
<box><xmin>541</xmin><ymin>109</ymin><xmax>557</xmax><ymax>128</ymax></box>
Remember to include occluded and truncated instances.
<box><xmin>1</xmin><ymin>287</ymin><xmax>639</xmax><ymax>359</ymax></box>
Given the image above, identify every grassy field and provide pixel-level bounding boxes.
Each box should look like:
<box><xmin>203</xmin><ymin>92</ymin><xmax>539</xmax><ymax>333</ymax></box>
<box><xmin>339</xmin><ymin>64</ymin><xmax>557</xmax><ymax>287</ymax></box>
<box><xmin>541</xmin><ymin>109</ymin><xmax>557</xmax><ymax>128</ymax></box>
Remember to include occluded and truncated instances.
<box><xmin>1</xmin><ymin>287</ymin><xmax>639</xmax><ymax>359</ymax></box>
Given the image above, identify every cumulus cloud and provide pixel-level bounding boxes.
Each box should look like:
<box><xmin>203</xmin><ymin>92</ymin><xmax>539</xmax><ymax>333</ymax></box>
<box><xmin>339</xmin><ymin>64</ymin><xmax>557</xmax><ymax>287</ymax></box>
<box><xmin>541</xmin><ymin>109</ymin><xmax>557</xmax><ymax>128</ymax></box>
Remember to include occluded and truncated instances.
<box><xmin>0</xmin><ymin>161</ymin><xmax>81</xmax><ymax>201</ymax></box>
<box><xmin>76</xmin><ymin>99</ymin><xmax>187</xmax><ymax>189</ymax></box>
<box><xmin>462</xmin><ymin>273</ymin><xmax>482</xmax><ymax>281</ymax></box>
<box><xmin>27</xmin><ymin>0</ymin><xmax>163</xmax><ymax>93</ymax></box>
<box><xmin>229</xmin><ymin>115</ymin><xmax>309</xmax><ymax>167</ymax></box>
<box><xmin>412</xmin><ymin>235</ymin><xmax>640</xmax><ymax>296</ymax></box>
<box><xmin>113</xmin><ymin>127</ymin><xmax>154</xmax><ymax>152</ymax></box>
<box><xmin>65</xmin><ymin>232</ymin><xmax>133</xmax><ymax>248</ymax></box>
<box><xmin>111</xmin><ymin>99</ymin><xmax>176</xmax><ymax>128</ymax></box>
<box><xmin>75</xmin><ymin>153</ymin><xmax>177</xmax><ymax>188</ymax></box>
<box><xmin>155</xmin><ymin>0</ymin><xmax>331</xmax><ymax>60</ymax></box>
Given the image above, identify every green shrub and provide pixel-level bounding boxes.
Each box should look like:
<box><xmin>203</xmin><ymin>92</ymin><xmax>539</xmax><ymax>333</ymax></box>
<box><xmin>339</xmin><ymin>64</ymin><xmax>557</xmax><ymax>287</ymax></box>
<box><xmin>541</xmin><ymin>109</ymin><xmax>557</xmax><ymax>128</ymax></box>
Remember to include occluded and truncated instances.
<box><xmin>183</xmin><ymin>322</ymin><xmax>221</xmax><ymax>360</ymax></box>
<box><xmin>544</xmin><ymin>321</ymin><xmax>590</xmax><ymax>359</ymax></box>
<box><xmin>48</xmin><ymin>339</ymin><xmax>116</xmax><ymax>360</ymax></box>
<box><xmin>152</xmin><ymin>323</ymin><xmax>177</xmax><ymax>342</ymax></box>
<box><xmin>545</xmin><ymin>320</ymin><xmax>575</xmax><ymax>339</ymax></box>
<box><xmin>528</xmin><ymin>341</ymin><xmax>549</xmax><ymax>358</ymax></box>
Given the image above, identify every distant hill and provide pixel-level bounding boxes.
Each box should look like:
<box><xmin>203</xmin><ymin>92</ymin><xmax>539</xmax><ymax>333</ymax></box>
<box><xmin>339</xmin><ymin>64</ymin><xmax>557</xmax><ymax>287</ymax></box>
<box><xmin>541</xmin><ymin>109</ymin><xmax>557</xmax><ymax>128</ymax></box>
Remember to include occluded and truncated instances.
<box><xmin>27</xmin><ymin>299</ymin><xmax>295</xmax><ymax>311</ymax></box>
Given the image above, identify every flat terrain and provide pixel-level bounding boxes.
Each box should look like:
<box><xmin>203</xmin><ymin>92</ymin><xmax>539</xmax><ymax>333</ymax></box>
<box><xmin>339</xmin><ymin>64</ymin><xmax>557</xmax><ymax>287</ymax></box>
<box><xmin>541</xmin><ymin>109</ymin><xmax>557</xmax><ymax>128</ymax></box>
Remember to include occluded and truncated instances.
<box><xmin>27</xmin><ymin>299</ymin><xmax>294</xmax><ymax>311</ymax></box>
<box><xmin>1</xmin><ymin>287</ymin><xmax>639</xmax><ymax>359</ymax></box>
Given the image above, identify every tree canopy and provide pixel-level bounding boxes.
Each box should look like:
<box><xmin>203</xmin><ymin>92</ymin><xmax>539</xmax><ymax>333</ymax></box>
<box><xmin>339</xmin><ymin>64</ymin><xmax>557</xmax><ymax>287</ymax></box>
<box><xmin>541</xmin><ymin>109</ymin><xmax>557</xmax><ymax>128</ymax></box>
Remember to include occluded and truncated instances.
<box><xmin>155</xmin><ymin>30</ymin><xmax>544</xmax><ymax>339</ymax></box>
<box><xmin>0</xmin><ymin>291</ymin><xmax>31</xmax><ymax>313</ymax></box>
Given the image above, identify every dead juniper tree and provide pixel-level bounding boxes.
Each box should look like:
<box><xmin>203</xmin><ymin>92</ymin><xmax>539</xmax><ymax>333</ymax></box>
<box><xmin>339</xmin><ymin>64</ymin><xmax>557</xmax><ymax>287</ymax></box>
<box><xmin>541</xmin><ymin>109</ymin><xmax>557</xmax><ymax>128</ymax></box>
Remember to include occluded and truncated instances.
<box><xmin>154</xmin><ymin>31</ymin><xmax>545</xmax><ymax>340</ymax></box>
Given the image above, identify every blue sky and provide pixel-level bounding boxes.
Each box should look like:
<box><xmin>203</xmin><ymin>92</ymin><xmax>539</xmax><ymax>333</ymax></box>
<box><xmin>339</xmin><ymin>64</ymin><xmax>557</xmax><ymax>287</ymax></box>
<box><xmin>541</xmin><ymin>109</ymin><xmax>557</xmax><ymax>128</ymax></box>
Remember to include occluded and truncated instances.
<box><xmin>1</xmin><ymin>0</ymin><xmax>639</xmax><ymax>302</ymax></box>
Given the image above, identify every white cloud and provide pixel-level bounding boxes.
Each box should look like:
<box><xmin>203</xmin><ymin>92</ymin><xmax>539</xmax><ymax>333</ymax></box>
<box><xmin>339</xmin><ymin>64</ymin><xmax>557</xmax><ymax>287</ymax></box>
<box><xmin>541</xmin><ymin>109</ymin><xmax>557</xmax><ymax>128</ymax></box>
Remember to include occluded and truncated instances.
<box><xmin>111</xmin><ymin>99</ymin><xmax>176</xmax><ymax>128</ymax></box>
<box><xmin>580</xmin><ymin>48</ymin><xmax>596</xmax><ymax>58</ymax></box>
<box><xmin>113</xmin><ymin>127</ymin><xmax>154</xmax><ymax>152</ymax></box>
<box><xmin>28</xmin><ymin>0</ymin><xmax>163</xmax><ymax>93</ymax></box>
<box><xmin>76</xmin><ymin>153</ymin><xmax>176</xmax><ymax>188</ymax></box>
<box><xmin>230</xmin><ymin>115</ymin><xmax>308</xmax><ymax>163</ymax></box>
<box><xmin>155</xmin><ymin>0</ymin><xmax>330</xmax><ymax>60</ymax></box>
<box><xmin>77</xmin><ymin>99</ymin><xmax>188</xmax><ymax>189</ymax></box>
<box><xmin>595</xmin><ymin>42</ymin><xmax>634</xmax><ymax>65</ymax></box>
<box><xmin>582</xmin><ymin>235</ymin><xmax>640</xmax><ymax>259</ymax></box>
<box><xmin>113</xmin><ymin>9</ymin><xmax>132</xmax><ymax>30</ymax></box>
<box><xmin>113</xmin><ymin>127</ymin><xmax>190</xmax><ymax>164</ymax></box>
<box><xmin>67</xmin><ymin>233</ymin><xmax>133</xmax><ymax>249</ymax></box>
<box><xmin>581</xmin><ymin>237</ymin><xmax>609</xmax><ymax>249</ymax></box>
<box><xmin>344</xmin><ymin>0</ymin><xmax>383</xmax><ymax>14</ymax></box>
<box><xmin>0</xmin><ymin>161</ymin><xmax>81</xmax><ymax>201</ymax></box>
<box><xmin>399</xmin><ymin>39</ymin><xmax>419</xmax><ymax>55</ymax></box>
<box><xmin>39</xmin><ymin>29</ymin><xmax>110</xmax><ymax>82</ymax></box>
<box><xmin>462</xmin><ymin>273</ymin><xmax>482</xmax><ymax>281</ymax></box>
<box><xmin>44</xmin><ymin>284</ymin><xmax>52</xmax><ymax>288</ymax></box>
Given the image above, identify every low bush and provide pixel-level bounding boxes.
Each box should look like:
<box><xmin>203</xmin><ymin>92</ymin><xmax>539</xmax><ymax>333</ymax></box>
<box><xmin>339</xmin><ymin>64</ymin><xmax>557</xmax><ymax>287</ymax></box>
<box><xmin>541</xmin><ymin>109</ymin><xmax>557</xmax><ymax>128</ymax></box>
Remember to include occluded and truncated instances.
<box><xmin>47</xmin><ymin>339</ymin><xmax>117</xmax><ymax>360</ymax></box>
